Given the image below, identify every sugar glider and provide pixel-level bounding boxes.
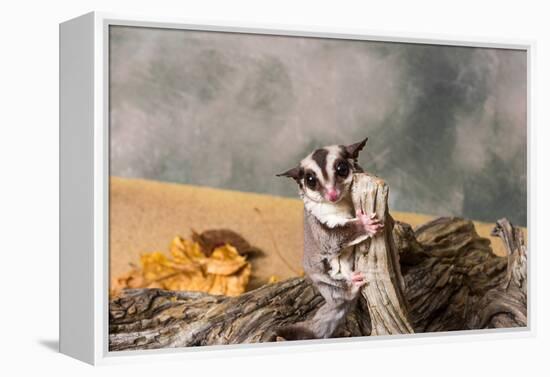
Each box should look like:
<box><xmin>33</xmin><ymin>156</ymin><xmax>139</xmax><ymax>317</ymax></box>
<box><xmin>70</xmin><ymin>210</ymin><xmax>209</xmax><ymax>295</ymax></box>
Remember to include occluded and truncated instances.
<box><xmin>275</xmin><ymin>137</ymin><xmax>383</xmax><ymax>340</ymax></box>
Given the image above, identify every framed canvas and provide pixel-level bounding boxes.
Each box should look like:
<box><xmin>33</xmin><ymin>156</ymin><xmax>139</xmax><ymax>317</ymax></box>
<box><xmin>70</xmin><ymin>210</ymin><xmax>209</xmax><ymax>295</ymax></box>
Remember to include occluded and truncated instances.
<box><xmin>59</xmin><ymin>12</ymin><xmax>533</xmax><ymax>365</ymax></box>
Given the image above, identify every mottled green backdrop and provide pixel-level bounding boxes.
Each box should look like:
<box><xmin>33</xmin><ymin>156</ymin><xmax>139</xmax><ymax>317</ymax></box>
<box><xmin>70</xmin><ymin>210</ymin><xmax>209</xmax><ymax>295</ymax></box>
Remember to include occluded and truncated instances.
<box><xmin>109</xmin><ymin>26</ymin><xmax>527</xmax><ymax>226</ymax></box>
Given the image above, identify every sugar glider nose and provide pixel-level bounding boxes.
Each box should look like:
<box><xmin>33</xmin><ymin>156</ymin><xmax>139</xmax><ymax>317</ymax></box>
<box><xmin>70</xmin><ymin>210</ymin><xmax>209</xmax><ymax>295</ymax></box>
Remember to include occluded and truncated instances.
<box><xmin>326</xmin><ymin>189</ymin><xmax>340</xmax><ymax>202</ymax></box>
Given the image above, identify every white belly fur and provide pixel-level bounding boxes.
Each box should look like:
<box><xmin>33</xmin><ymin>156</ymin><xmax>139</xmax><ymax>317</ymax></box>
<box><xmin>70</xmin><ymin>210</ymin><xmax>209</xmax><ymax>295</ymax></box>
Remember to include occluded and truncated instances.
<box><xmin>304</xmin><ymin>197</ymin><xmax>354</xmax><ymax>228</ymax></box>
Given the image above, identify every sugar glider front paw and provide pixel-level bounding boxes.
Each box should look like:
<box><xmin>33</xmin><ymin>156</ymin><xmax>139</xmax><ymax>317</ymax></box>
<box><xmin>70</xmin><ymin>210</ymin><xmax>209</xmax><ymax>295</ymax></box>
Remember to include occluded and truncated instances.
<box><xmin>350</xmin><ymin>271</ymin><xmax>366</xmax><ymax>287</ymax></box>
<box><xmin>349</xmin><ymin>271</ymin><xmax>366</xmax><ymax>295</ymax></box>
<box><xmin>356</xmin><ymin>210</ymin><xmax>384</xmax><ymax>236</ymax></box>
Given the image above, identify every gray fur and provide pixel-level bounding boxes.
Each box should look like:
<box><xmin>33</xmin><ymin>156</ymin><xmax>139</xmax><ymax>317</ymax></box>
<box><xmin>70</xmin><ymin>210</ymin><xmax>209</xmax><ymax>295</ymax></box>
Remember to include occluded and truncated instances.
<box><xmin>276</xmin><ymin>139</ymin><xmax>377</xmax><ymax>340</ymax></box>
<box><xmin>299</xmin><ymin>211</ymin><xmax>367</xmax><ymax>338</ymax></box>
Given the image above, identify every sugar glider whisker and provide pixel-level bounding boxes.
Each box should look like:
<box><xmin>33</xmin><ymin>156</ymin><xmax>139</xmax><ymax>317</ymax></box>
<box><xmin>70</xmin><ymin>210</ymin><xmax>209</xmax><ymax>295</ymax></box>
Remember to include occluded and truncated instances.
<box><xmin>276</xmin><ymin>137</ymin><xmax>383</xmax><ymax>340</ymax></box>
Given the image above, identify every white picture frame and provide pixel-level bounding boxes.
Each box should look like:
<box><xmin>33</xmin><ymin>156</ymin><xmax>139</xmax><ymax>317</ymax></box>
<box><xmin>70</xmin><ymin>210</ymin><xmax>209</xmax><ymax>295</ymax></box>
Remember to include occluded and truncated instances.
<box><xmin>59</xmin><ymin>11</ymin><xmax>534</xmax><ymax>365</ymax></box>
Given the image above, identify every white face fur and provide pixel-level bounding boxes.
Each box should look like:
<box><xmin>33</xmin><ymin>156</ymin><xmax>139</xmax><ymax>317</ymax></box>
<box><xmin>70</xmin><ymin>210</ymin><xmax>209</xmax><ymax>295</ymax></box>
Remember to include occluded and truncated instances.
<box><xmin>299</xmin><ymin>145</ymin><xmax>356</xmax><ymax>204</ymax></box>
<box><xmin>277</xmin><ymin>138</ymin><xmax>368</xmax><ymax>226</ymax></box>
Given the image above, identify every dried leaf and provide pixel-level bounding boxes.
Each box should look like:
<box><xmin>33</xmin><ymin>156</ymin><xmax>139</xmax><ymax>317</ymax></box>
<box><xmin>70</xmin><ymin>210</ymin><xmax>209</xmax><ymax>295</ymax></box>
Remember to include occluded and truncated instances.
<box><xmin>192</xmin><ymin>229</ymin><xmax>264</xmax><ymax>258</ymax></box>
<box><xmin>205</xmin><ymin>244</ymin><xmax>248</xmax><ymax>275</ymax></box>
<box><xmin>110</xmin><ymin>234</ymin><xmax>251</xmax><ymax>298</ymax></box>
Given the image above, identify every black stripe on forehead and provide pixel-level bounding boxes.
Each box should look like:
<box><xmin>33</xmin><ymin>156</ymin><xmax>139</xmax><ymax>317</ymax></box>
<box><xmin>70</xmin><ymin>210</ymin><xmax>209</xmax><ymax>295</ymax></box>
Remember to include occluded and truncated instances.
<box><xmin>312</xmin><ymin>148</ymin><xmax>329</xmax><ymax>180</ymax></box>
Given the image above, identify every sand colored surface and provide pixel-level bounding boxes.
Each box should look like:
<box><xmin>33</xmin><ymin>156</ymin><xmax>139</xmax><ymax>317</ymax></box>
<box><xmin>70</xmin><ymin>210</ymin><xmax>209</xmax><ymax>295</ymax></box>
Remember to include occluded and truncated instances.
<box><xmin>110</xmin><ymin>176</ymin><xmax>527</xmax><ymax>288</ymax></box>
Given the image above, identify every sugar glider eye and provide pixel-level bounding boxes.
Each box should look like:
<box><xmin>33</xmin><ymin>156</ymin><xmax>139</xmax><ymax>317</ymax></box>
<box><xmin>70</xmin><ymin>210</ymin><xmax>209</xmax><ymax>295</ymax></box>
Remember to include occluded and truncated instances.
<box><xmin>335</xmin><ymin>161</ymin><xmax>349</xmax><ymax>178</ymax></box>
<box><xmin>305</xmin><ymin>173</ymin><xmax>317</xmax><ymax>189</ymax></box>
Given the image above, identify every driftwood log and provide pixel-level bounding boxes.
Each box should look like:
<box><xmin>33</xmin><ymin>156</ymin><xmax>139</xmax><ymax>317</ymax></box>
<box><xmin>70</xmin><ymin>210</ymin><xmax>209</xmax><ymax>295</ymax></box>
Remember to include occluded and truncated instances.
<box><xmin>109</xmin><ymin>174</ymin><xmax>527</xmax><ymax>351</ymax></box>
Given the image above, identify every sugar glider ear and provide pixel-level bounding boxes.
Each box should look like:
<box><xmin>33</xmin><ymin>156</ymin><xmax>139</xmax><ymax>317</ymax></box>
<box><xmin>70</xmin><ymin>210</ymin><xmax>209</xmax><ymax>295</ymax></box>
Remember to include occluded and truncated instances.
<box><xmin>344</xmin><ymin>137</ymin><xmax>368</xmax><ymax>159</ymax></box>
<box><xmin>276</xmin><ymin>166</ymin><xmax>303</xmax><ymax>181</ymax></box>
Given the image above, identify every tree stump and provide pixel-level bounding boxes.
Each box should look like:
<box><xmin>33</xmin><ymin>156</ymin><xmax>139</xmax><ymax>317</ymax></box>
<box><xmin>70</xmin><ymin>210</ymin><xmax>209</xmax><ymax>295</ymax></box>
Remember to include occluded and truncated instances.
<box><xmin>109</xmin><ymin>174</ymin><xmax>527</xmax><ymax>351</ymax></box>
<box><xmin>351</xmin><ymin>174</ymin><xmax>414</xmax><ymax>335</ymax></box>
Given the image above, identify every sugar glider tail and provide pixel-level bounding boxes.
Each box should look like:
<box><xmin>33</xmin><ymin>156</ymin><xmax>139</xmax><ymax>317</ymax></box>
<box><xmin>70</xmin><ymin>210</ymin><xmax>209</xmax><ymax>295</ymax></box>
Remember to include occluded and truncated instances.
<box><xmin>272</xmin><ymin>324</ymin><xmax>317</xmax><ymax>341</ymax></box>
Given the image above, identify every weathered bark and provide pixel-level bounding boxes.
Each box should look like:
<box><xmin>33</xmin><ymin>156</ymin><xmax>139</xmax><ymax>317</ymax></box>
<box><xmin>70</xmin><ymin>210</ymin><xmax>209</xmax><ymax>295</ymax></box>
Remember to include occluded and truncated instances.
<box><xmin>351</xmin><ymin>174</ymin><xmax>414</xmax><ymax>335</ymax></box>
<box><xmin>400</xmin><ymin>217</ymin><xmax>527</xmax><ymax>332</ymax></box>
<box><xmin>109</xmin><ymin>277</ymin><xmax>372</xmax><ymax>350</ymax></box>
<box><xmin>109</xmin><ymin>176</ymin><xmax>527</xmax><ymax>351</ymax></box>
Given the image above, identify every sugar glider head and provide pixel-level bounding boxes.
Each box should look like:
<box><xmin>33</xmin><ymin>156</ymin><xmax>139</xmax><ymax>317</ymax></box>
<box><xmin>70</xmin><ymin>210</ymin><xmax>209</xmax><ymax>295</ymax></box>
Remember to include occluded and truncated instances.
<box><xmin>277</xmin><ymin>137</ymin><xmax>368</xmax><ymax>204</ymax></box>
